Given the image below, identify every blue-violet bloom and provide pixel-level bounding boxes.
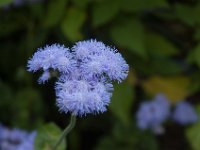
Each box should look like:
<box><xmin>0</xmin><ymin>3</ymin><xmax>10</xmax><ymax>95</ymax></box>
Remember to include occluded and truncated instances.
<box><xmin>0</xmin><ymin>124</ymin><xmax>36</xmax><ymax>150</ymax></box>
<box><xmin>172</xmin><ymin>101</ymin><xmax>198</xmax><ymax>125</ymax></box>
<box><xmin>136</xmin><ymin>94</ymin><xmax>170</xmax><ymax>132</ymax></box>
<box><xmin>72</xmin><ymin>39</ymin><xmax>129</xmax><ymax>82</ymax></box>
<box><xmin>27</xmin><ymin>44</ymin><xmax>76</xmax><ymax>83</ymax></box>
<box><xmin>27</xmin><ymin>40</ymin><xmax>129</xmax><ymax>116</ymax></box>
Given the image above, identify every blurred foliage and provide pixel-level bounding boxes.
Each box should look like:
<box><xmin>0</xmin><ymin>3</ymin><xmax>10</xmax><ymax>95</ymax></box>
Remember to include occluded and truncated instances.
<box><xmin>186</xmin><ymin>121</ymin><xmax>200</xmax><ymax>150</ymax></box>
<box><xmin>95</xmin><ymin>122</ymin><xmax>158</xmax><ymax>150</ymax></box>
<box><xmin>1</xmin><ymin>0</ymin><xmax>200</xmax><ymax>149</ymax></box>
<box><xmin>142</xmin><ymin>76</ymin><xmax>190</xmax><ymax>103</ymax></box>
<box><xmin>35</xmin><ymin>123</ymin><xmax>66</xmax><ymax>150</ymax></box>
<box><xmin>110</xmin><ymin>82</ymin><xmax>134</xmax><ymax>126</ymax></box>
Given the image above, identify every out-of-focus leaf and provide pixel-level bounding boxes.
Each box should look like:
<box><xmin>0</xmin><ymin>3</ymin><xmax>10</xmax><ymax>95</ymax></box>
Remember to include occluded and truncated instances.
<box><xmin>192</xmin><ymin>44</ymin><xmax>200</xmax><ymax>68</ymax></box>
<box><xmin>150</xmin><ymin>58</ymin><xmax>183</xmax><ymax>75</ymax></box>
<box><xmin>110</xmin><ymin>20</ymin><xmax>147</xmax><ymax>58</ymax></box>
<box><xmin>193</xmin><ymin>4</ymin><xmax>200</xmax><ymax>25</ymax></box>
<box><xmin>95</xmin><ymin>122</ymin><xmax>158</xmax><ymax>150</ymax></box>
<box><xmin>146</xmin><ymin>32</ymin><xmax>179</xmax><ymax>56</ymax></box>
<box><xmin>187</xmin><ymin>44</ymin><xmax>200</xmax><ymax>67</ymax></box>
<box><xmin>0</xmin><ymin>80</ymin><xmax>13</xmax><ymax>102</ymax></box>
<box><xmin>127</xmin><ymin>69</ymin><xmax>137</xmax><ymax>85</ymax></box>
<box><xmin>72</xmin><ymin>0</ymin><xmax>90</xmax><ymax>8</ymax></box>
<box><xmin>0</xmin><ymin>13</ymin><xmax>26</xmax><ymax>37</ymax></box>
<box><xmin>113</xmin><ymin>123</ymin><xmax>158</xmax><ymax>150</ymax></box>
<box><xmin>43</xmin><ymin>0</ymin><xmax>68</xmax><ymax>27</ymax></box>
<box><xmin>195</xmin><ymin>104</ymin><xmax>200</xmax><ymax>115</ymax></box>
<box><xmin>133</xmin><ymin>56</ymin><xmax>183</xmax><ymax>76</ymax></box>
<box><xmin>29</xmin><ymin>3</ymin><xmax>44</xmax><ymax>21</ymax></box>
<box><xmin>175</xmin><ymin>4</ymin><xmax>196</xmax><ymax>26</ymax></box>
<box><xmin>61</xmin><ymin>7</ymin><xmax>86</xmax><ymax>41</ymax></box>
<box><xmin>186</xmin><ymin>121</ymin><xmax>200</xmax><ymax>150</ymax></box>
<box><xmin>35</xmin><ymin>123</ymin><xmax>66</xmax><ymax>150</ymax></box>
<box><xmin>188</xmin><ymin>72</ymin><xmax>200</xmax><ymax>94</ymax></box>
<box><xmin>110</xmin><ymin>82</ymin><xmax>134</xmax><ymax>125</ymax></box>
<box><xmin>194</xmin><ymin>28</ymin><xmax>200</xmax><ymax>41</ymax></box>
<box><xmin>0</xmin><ymin>81</ymin><xmax>14</xmax><ymax>122</ymax></box>
<box><xmin>95</xmin><ymin>136</ymin><xmax>119</xmax><ymax>150</ymax></box>
<box><xmin>142</xmin><ymin>76</ymin><xmax>190</xmax><ymax>103</ymax></box>
<box><xmin>0</xmin><ymin>0</ymin><xmax>12</xmax><ymax>6</ymax></box>
<box><xmin>13</xmin><ymin>88</ymin><xmax>44</xmax><ymax>128</ymax></box>
<box><xmin>121</xmin><ymin>0</ymin><xmax>168</xmax><ymax>12</ymax></box>
<box><xmin>155</xmin><ymin>11</ymin><xmax>177</xmax><ymax>20</ymax></box>
<box><xmin>15</xmin><ymin>67</ymin><xmax>32</xmax><ymax>84</ymax></box>
<box><xmin>92</xmin><ymin>0</ymin><xmax>120</xmax><ymax>27</ymax></box>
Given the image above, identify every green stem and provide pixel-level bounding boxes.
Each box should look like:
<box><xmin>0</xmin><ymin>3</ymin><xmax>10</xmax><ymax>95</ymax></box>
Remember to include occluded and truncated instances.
<box><xmin>52</xmin><ymin>115</ymin><xmax>76</xmax><ymax>150</ymax></box>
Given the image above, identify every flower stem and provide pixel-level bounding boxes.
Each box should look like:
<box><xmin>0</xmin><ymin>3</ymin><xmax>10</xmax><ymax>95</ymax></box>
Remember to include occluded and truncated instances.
<box><xmin>52</xmin><ymin>115</ymin><xmax>76</xmax><ymax>150</ymax></box>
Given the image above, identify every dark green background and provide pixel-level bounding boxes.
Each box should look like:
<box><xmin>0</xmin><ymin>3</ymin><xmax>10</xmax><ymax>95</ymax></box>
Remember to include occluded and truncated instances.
<box><xmin>1</xmin><ymin>0</ymin><xmax>200</xmax><ymax>149</ymax></box>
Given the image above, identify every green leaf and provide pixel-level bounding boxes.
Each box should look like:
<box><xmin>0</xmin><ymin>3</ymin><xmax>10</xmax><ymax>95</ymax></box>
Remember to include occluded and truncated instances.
<box><xmin>146</xmin><ymin>32</ymin><xmax>179</xmax><ymax>56</ymax></box>
<box><xmin>95</xmin><ymin>123</ymin><xmax>158</xmax><ymax>150</ymax></box>
<box><xmin>188</xmin><ymin>44</ymin><xmax>200</xmax><ymax>68</ymax></box>
<box><xmin>0</xmin><ymin>13</ymin><xmax>25</xmax><ymax>37</ymax></box>
<box><xmin>71</xmin><ymin>0</ymin><xmax>90</xmax><ymax>8</ymax></box>
<box><xmin>150</xmin><ymin>57</ymin><xmax>183</xmax><ymax>75</ymax></box>
<box><xmin>133</xmin><ymin>56</ymin><xmax>183</xmax><ymax>76</ymax></box>
<box><xmin>0</xmin><ymin>0</ymin><xmax>12</xmax><ymax>6</ymax></box>
<box><xmin>29</xmin><ymin>3</ymin><xmax>45</xmax><ymax>21</ymax></box>
<box><xmin>175</xmin><ymin>4</ymin><xmax>196</xmax><ymax>26</ymax></box>
<box><xmin>110</xmin><ymin>82</ymin><xmax>134</xmax><ymax>125</ymax></box>
<box><xmin>174</xmin><ymin>4</ymin><xmax>200</xmax><ymax>26</ymax></box>
<box><xmin>188</xmin><ymin>72</ymin><xmax>200</xmax><ymax>94</ymax></box>
<box><xmin>186</xmin><ymin>121</ymin><xmax>200</xmax><ymax>150</ymax></box>
<box><xmin>0</xmin><ymin>81</ymin><xmax>14</xmax><ymax>122</ymax></box>
<box><xmin>121</xmin><ymin>0</ymin><xmax>168</xmax><ymax>12</ymax></box>
<box><xmin>61</xmin><ymin>7</ymin><xmax>86</xmax><ymax>42</ymax></box>
<box><xmin>194</xmin><ymin>44</ymin><xmax>200</xmax><ymax>67</ymax></box>
<box><xmin>35</xmin><ymin>123</ymin><xmax>66</xmax><ymax>150</ymax></box>
<box><xmin>110</xmin><ymin>19</ymin><xmax>147</xmax><ymax>58</ymax></box>
<box><xmin>193</xmin><ymin>4</ymin><xmax>200</xmax><ymax>25</ymax></box>
<box><xmin>142</xmin><ymin>76</ymin><xmax>190</xmax><ymax>103</ymax></box>
<box><xmin>43</xmin><ymin>0</ymin><xmax>68</xmax><ymax>27</ymax></box>
<box><xmin>194</xmin><ymin>28</ymin><xmax>200</xmax><ymax>41</ymax></box>
<box><xmin>92</xmin><ymin>0</ymin><xmax>120</xmax><ymax>27</ymax></box>
<box><xmin>13</xmin><ymin>88</ymin><xmax>44</xmax><ymax>128</ymax></box>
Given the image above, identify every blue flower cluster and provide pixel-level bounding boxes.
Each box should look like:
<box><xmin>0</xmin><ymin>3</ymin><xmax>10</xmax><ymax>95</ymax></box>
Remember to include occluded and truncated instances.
<box><xmin>172</xmin><ymin>101</ymin><xmax>198</xmax><ymax>125</ymax></box>
<box><xmin>136</xmin><ymin>94</ymin><xmax>170</xmax><ymax>132</ymax></box>
<box><xmin>136</xmin><ymin>94</ymin><xmax>198</xmax><ymax>133</ymax></box>
<box><xmin>0</xmin><ymin>124</ymin><xmax>36</xmax><ymax>150</ymax></box>
<box><xmin>27</xmin><ymin>44</ymin><xmax>76</xmax><ymax>83</ymax></box>
<box><xmin>27</xmin><ymin>39</ymin><xmax>129</xmax><ymax>116</ymax></box>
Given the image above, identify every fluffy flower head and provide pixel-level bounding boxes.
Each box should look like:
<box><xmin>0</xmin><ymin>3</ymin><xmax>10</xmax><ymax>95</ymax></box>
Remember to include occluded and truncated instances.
<box><xmin>0</xmin><ymin>124</ymin><xmax>36</xmax><ymax>150</ymax></box>
<box><xmin>72</xmin><ymin>39</ymin><xmax>106</xmax><ymax>61</ymax></box>
<box><xmin>55</xmin><ymin>77</ymin><xmax>113</xmax><ymax>116</ymax></box>
<box><xmin>172</xmin><ymin>101</ymin><xmax>198</xmax><ymax>125</ymax></box>
<box><xmin>73</xmin><ymin>39</ymin><xmax>129</xmax><ymax>82</ymax></box>
<box><xmin>27</xmin><ymin>40</ymin><xmax>129</xmax><ymax>116</ymax></box>
<box><xmin>136</xmin><ymin>94</ymin><xmax>170</xmax><ymax>130</ymax></box>
<box><xmin>27</xmin><ymin>44</ymin><xmax>75</xmax><ymax>73</ymax></box>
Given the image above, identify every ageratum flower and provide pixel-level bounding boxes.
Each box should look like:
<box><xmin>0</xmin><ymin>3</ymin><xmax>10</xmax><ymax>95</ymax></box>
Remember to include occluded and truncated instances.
<box><xmin>38</xmin><ymin>70</ymin><xmax>50</xmax><ymax>84</ymax></box>
<box><xmin>72</xmin><ymin>39</ymin><xmax>129</xmax><ymax>82</ymax></box>
<box><xmin>172</xmin><ymin>101</ymin><xmax>198</xmax><ymax>125</ymax></box>
<box><xmin>0</xmin><ymin>124</ymin><xmax>36</xmax><ymax>150</ymax></box>
<box><xmin>136</xmin><ymin>94</ymin><xmax>170</xmax><ymax>132</ymax></box>
<box><xmin>16</xmin><ymin>132</ymin><xmax>36</xmax><ymax>150</ymax></box>
<box><xmin>27</xmin><ymin>44</ymin><xmax>76</xmax><ymax>83</ymax></box>
<box><xmin>72</xmin><ymin>39</ymin><xmax>106</xmax><ymax>61</ymax></box>
<box><xmin>27</xmin><ymin>40</ymin><xmax>129</xmax><ymax>116</ymax></box>
<box><xmin>55</xmin><ymin>77</ymin><xmax>113</xmax><ymax>116</ymax></box>
<box><xmin>27</xmin><ymin>44</ymin><xmax>76</xmax><ymax>72</ymax></box>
